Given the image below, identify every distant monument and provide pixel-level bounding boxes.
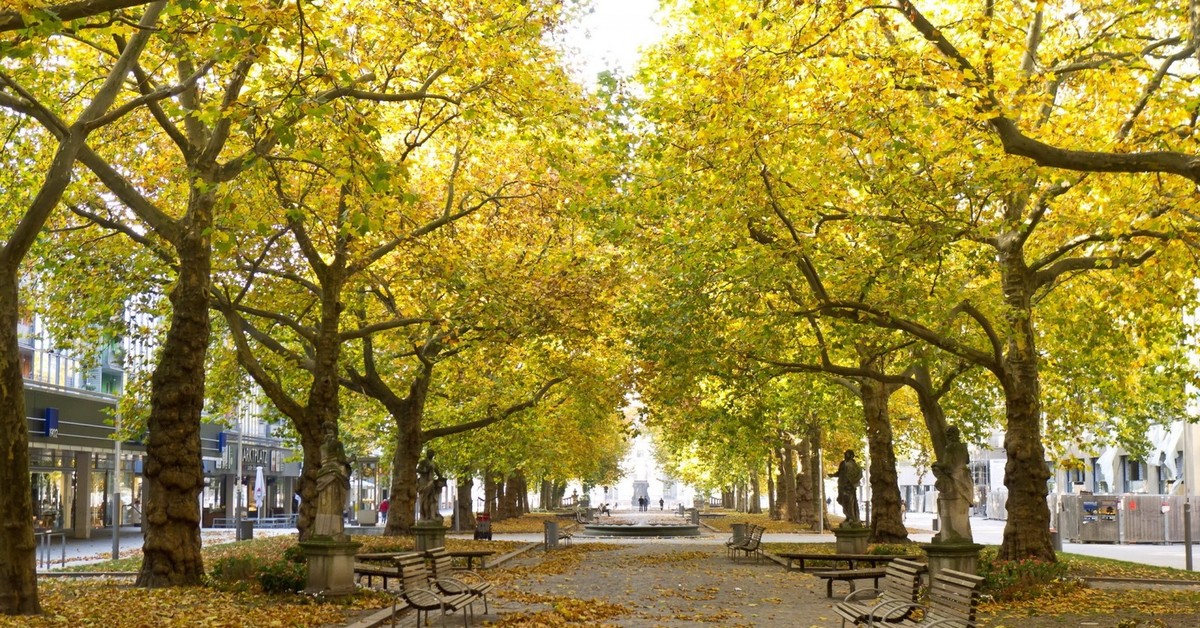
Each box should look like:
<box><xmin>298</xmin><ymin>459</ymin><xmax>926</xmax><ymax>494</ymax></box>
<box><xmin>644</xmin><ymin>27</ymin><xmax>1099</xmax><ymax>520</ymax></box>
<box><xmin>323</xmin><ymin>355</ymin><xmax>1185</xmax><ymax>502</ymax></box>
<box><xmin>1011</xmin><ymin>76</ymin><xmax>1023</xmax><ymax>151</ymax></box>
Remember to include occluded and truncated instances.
<box><xmin>830</xmin><ymin>449</ymin><xmax>863</xmax><ymax>527</ymax></box>
<box><xmin>300</xmin><ymin>431</ymin><xmax>359</xmax><ymax>596</ymax></box>
<box><xmin>312</xmin><ymin>433</ymin><xmax>350</xmax><ymax>541</ymax></box>
<box><xmin>932</xmin><ymin>426</ymin><xmax>974</xmax><ymax>543</ymax></box>
<box><xmin>416</xmin><ymin>449</ymin><xmax>446</xmax><ymax>524</ymax></box>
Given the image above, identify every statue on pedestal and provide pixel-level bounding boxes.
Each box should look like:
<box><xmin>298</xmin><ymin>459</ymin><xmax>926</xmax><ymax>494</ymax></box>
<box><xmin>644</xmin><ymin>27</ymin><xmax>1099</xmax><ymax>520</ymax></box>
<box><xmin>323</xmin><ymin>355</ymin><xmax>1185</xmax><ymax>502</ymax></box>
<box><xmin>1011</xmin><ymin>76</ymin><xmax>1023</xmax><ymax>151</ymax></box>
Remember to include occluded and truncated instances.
<box><xmin>416</xmin><ymin>449</ymin><xmax>446</xmax><ymax>524</ymax></box>
<box><xmin>932</xmin><ymin>426</ymin><xmax>974</xmax><ymax>543</ymax></box>
<box><xmin>829</xmin><ymin>449</ymin><xmax>863</xmax><ymax>527</ymax></box>
<box><xmin>313</xmin><ymin>433</ymin><xmax>350</xmax><ymax>541</ymax></box>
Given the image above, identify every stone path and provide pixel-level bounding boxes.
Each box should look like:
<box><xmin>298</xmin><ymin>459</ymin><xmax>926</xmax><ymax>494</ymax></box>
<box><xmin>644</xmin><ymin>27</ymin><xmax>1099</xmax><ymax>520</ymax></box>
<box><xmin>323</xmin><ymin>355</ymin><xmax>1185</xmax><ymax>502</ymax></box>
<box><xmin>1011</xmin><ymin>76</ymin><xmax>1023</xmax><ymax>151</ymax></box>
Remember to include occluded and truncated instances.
<box><xmin>484</xmin><ymin>540</ymin><xmax>840</xmax><ymax>627</ymax></box>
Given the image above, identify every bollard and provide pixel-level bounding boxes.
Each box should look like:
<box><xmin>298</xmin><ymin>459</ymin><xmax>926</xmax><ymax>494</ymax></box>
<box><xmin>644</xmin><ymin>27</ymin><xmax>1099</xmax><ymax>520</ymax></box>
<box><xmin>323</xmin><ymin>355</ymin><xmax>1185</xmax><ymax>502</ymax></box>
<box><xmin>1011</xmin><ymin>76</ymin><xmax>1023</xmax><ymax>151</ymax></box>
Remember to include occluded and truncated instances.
<box><xmin>237</xmin><ymin>519</ymin><xmax>255</xmax><ymax>541</ymax></box>
<box><xmin>1185</xmin><ymin>501</ymin><xmax>1193</xmax><ymax>572</ymax></box>
<box><xmin>544</xmin><ymin>520</ymin><xmax>559</xmax><ymax>550</ymax></box>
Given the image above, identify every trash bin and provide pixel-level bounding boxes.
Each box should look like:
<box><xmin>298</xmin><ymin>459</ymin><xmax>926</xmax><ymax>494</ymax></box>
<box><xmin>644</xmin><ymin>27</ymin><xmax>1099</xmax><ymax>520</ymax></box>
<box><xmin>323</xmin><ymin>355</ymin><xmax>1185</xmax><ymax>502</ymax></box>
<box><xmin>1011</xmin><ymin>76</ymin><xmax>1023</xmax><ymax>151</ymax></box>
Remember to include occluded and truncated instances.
<box><xmin>731</xmin><ymin>522</ymin><xmax>747</xmax><ymax>544</ymax></box>
<box><xmin>544</xmin><ymin>521</ymin><xmax>559</xmax><ymax>550</ymax></box>
<box><xmin>473</xmin><ymin>512</ymin><xmax>492</xmax><ymax>540</ymax></box>
<box><xmin>237</xmin><ymin>519</ymin><xmax>254</xmax><ymax>541</ymax></box>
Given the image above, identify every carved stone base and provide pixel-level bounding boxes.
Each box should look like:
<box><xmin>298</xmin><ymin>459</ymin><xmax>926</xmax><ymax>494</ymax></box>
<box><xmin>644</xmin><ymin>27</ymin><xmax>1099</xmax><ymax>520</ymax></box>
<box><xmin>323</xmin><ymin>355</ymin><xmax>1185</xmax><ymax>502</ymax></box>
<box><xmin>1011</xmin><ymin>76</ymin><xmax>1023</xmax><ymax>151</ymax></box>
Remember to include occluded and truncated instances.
<box><xmin>413</xmin><ymin>522</ymin><xmax>447</xmax><ymax>552</ymax></box>
<box><xmin>920</xmin><ymin>542</ymin><xmax>984</xmax><ymax>580</ymax></box>
<box><xmin>300</xmin><ymin>538</ymin><xmax>362</xmax><ymax>596</ymax></box>
<box><xmin>833</xmin><ymin>526</ymin><xmax>871</xmax><ymax>554</ymax></box>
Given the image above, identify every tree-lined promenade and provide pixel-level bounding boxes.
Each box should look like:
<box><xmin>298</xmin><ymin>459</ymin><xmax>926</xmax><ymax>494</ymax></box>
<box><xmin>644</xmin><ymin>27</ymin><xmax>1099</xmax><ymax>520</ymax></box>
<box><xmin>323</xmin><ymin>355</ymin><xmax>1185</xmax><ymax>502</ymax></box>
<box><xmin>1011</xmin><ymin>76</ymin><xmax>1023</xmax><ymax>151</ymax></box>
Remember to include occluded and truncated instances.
<box><xmin>2</xmin><ymin>0</ymin><xmax>1199</xmax><ymax>621</ymax></box>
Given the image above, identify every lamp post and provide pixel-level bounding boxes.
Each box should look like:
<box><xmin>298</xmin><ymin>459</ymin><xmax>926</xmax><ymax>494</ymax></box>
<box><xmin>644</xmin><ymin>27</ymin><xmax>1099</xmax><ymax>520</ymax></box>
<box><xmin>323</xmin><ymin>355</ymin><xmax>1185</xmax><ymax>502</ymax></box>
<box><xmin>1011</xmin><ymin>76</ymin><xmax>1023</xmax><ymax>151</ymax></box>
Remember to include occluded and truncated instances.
<box><xmin>235</xmin><ymin>426</ymin><xmax>243</xmax><ymax>528</ymax></box>
<box><xmin>1185</xmin><ymin>420</ymin><xmax>1194</xmax><ymax>571</ymax></box>
<box><xmin>111</xmin><ymin>410</ymin><xmax>122</xmax><ymax>560</ymax></box>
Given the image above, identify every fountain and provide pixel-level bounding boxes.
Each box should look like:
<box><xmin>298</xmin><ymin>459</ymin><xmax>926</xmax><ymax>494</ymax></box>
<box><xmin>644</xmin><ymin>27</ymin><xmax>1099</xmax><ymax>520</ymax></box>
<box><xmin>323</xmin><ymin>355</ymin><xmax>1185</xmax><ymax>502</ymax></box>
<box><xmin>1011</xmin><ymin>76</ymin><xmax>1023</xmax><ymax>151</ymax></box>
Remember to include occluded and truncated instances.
<box><xmin>580</xmin><ymin>516</ymin><xmax>702</xmax><ymax>537</ymax></box>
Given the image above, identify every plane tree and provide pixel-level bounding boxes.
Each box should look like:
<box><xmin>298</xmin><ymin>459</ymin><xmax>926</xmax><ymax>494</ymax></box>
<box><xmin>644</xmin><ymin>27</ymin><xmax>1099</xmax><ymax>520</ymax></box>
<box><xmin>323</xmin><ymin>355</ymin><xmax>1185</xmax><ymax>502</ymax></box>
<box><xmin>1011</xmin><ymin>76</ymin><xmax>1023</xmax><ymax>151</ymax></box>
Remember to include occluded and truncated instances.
<box><xmin>636</xmin><ymin>0</ymin><xmax>1199</xmax><ymax>561</ymax></box>
<box><xmin>0</xmin><ymin>2</ymin><xmax>164</xmax><ymax>609</ymax></box>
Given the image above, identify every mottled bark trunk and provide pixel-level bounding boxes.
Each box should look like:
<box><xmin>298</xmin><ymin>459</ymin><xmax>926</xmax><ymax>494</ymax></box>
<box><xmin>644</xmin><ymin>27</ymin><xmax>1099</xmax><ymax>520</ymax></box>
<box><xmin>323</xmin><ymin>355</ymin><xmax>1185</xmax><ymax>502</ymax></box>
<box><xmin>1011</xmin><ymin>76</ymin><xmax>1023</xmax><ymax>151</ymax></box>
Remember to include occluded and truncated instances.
<box><xmin>456</xmin><ymin>475</ymin><xmax>475</xmax><ymax>528</ymax></box>
<box><xmin>998</xmin><ymin>248</ymin><xmax>1054</xmax><ymax>560</ymax></box>
<box><xmin>295</xmin><ymin>273</ymin><xmax>347</xmax><ymax>539</ymax></box>
<box><xmin>749</xmin><ymin>473</ymin><xmax>762</xmax><ymax>513</ymax></box>
<box><xmin>766</xmin><ymin>455</ymin><xmax>778</xmax><ymax>520</ymax></box>
<box><xmin>779</xmin><ymin>446</ymin><xmax>797</xmax><ymax>522</ymax></box>
<box><xmin>0</xmin><ymin>275</ymin><xmax>39</xmax><ymax>614</ymax></box>
<box><xmin>484</xmin><ymin>474</ymin><xmax>498</xmax><ymax>517</ymax></box>
<box><xmin>796</xmin><ymin>438</ymin><xmax>815</xmax><ymax>525</ymax></box>
<box><xmin>861</xmin><ymin>377</ymin><xmax>909</xmax><ymax>543</ymax></box>
<box><xmin>552</xmin><ymin>481</ymin><xmax>566</xmax><ymax>509</ymax></box>
<box><xmin>137</xmin><ymin>230</ymin><xmax>210</xmax><ymax>587</ymax></box>
<box><xmin>384</xmin><ymin>411</ymin><xmax>421</xmax><ymax>535</ymax></box>
<box><xmin>498</xmin><ymin>475</ymin><xmax>519</xmax><ymax>519</ymax></box>
<box><xmin>807</xmin><ymin>423</ymin><xmax>824</xmax><ymax>531</ymax></box>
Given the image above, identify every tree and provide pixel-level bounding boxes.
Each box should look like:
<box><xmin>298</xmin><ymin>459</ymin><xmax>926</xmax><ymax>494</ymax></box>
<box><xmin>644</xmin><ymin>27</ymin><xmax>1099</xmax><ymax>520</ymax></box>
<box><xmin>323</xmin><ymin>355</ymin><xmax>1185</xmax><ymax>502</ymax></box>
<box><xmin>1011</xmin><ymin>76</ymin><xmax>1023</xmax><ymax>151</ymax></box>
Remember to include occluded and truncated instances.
<box><xmin>633</xmin><ymin>0</ymin><xmax>1198</xmax><ymax>562</ymax></box>
<box><xmin>0</xmin><ymin>2</ymin><xmax>164</xmax><ymax>610</ymax></box>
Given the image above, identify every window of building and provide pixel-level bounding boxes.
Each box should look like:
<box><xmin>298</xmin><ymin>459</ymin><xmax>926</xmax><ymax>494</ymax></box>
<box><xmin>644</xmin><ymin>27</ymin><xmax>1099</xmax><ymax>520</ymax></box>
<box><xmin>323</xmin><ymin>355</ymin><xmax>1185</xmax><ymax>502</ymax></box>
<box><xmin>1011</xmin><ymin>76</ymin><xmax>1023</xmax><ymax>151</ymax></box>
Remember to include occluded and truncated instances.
<box><xmin>1122</xmin><ymin>456</ymin><xmax>1146</xmax><ymax>493</ymax></box>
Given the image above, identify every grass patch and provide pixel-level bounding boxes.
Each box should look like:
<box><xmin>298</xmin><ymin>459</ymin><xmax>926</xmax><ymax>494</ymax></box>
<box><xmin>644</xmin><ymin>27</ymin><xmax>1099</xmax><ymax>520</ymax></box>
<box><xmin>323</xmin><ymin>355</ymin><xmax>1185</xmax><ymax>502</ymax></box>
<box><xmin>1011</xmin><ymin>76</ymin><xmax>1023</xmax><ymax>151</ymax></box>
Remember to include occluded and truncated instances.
<box><xmin>53</xmin><ymin>532</ymin><xmax>524</xmax><ymax>574</ymax></box>
<box><xmin>1058</xmin><ymin>552</ymin><xmax>1200</xmax><ymax>581</ymax></box>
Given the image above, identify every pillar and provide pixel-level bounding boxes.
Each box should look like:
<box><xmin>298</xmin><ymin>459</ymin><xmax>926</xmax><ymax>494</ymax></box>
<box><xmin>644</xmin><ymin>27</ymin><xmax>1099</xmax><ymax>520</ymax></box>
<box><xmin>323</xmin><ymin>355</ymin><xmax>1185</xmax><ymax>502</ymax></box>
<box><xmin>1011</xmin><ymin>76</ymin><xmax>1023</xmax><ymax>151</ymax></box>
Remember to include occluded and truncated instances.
<box><xmin>72</xmin><ymin>452</ymin><xmax>91</xmax><ymax>539</ymax></box>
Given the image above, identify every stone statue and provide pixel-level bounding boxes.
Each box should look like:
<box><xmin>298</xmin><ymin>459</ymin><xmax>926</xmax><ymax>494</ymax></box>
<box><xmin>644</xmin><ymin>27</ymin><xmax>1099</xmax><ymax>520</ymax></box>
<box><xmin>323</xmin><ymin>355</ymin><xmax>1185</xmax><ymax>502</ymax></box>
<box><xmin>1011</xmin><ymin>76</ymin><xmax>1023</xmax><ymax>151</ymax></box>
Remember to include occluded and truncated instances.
<box><xmin>313</xmin><ymin>433</ymin><xmax>350</xmax><ymax>540</ymax></box>
<box><xmin>829</xmin><ymin>449</ymin><xmax>863</xmax><ymax>527</ymax></box>
<box><xmin>416</xmin><ymin>449</ymin><xmax>445</xmax><ymax>524</ymax></box>
<box><xmin>932</xmin><ymin>425</ymin><xmax>974</xmax><ymax>543</ymax></box>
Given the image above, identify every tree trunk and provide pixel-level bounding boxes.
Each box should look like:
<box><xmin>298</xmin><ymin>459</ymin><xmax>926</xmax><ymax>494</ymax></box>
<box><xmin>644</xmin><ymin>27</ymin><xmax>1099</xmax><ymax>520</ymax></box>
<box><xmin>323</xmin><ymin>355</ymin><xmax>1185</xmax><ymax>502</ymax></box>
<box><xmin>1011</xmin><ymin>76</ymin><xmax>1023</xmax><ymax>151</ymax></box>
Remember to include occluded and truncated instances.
<box><xmin>998</xmin><ymin>248</ymin><xmax>1054</xmax><ymax>560</ymax></box>
<box><xmin>766</xmin><ymin>455</ymin><xmax>777</xmax><ymax>520</ymax></box>
<box><xmin>137</xmin><ymin>228</ymin><xmax>211</xmax><ymax>587</ymax></box>
<box><xmin>0</xmin><ymin>274</ymin><xmax>39</xmax><ymax>613</ymax></box>
<box><xmin>806</xmin><ymin>422</ymin><xmax>824</xmax><ymax>531</ymax></box>
<box><xmin>499</xmin><ymin>475</ymin><xmax>519</xmax><ymax>519</ymax></box>
<box><xmin>749</xmin><ymin>472</ymin><xmax>762</xmax><ymax>514</ymax></box>
<box><xmin>385</xmin><ymin>409</ymin><xmax>421</xmax><ymax>535</ymax></box>
<box><xmin>484</xmin><ymin>473</ymin><xmax>499</xmax><ymax>519</ymax></box>
<box><xmin>861</xmin><ymin>376</ymin><xmax>909</xmax><ymax>543</ymax></box>
<box><xmin>779</xmin><ymin>446</ymin><xmax>796</xmax><ymax>522</ymax></box>
<box><xmin>456</xmin><ymin>474</ymin><xmax>475</xmax><ymax>528</ymax></box>
<box><xmin>796</xmin><ymin>438</ymin><xmax>815</xmax><ymax>525</ymax></box>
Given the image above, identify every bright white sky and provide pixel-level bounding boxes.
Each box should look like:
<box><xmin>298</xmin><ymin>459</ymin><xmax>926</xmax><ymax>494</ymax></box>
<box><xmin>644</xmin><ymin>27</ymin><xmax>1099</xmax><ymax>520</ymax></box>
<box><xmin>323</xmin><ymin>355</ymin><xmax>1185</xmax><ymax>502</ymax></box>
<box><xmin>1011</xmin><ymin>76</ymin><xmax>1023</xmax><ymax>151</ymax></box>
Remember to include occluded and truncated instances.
<box><xmin>563</xmin><ymin>0</ymin><xmax>665</xmax><ymax>83</ymax></box>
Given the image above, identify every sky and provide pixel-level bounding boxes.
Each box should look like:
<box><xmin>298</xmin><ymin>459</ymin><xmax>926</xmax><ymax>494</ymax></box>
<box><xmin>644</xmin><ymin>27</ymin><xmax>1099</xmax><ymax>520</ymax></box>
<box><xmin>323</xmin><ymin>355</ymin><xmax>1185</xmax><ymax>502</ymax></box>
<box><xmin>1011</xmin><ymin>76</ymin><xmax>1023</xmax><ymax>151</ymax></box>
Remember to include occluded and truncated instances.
<box><xmin>563</xmin><ymin>0</ymin><xmax>665</xmax><ymax>83</ymax></box>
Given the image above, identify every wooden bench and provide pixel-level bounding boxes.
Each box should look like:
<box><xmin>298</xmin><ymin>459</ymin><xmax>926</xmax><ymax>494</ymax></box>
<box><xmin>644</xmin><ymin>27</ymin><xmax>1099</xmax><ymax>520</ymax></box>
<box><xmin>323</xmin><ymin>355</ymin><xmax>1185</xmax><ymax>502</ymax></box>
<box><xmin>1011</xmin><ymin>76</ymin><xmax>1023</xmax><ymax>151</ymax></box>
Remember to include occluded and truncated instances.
<box><xmin>731</xmin><ymin>524</ymin><xmax>765</xmax><ymax>561</ymax></box>
<box><xmin>444</xmin><ymin>549</ymin><xmax>495</xmax><ymax>570</ymax></box>
<box><xmin>815</xmin><ymin>567</ymin><xmax>887</xmax><ymax>598</ymax></box>
<box><xmin>779</xmin><ymin>552</ymin><xmax>911</xmax><ymax>572</ymax></box>
<box><xmin>724</xmin><ymin>524</ymin><xmax>761</xmax><ymax>558</ymax></box>
<box><xmin>394</xmin><ymin>554</ymin><xmax>478</xmax><ymax>627</ymax></box>
<box><xmin>833</xmin><ymin>558</ymin><xmax>926</xmax><ymax>626</ymax></box>
<box><xmin>869</xmin><ymin>568</ymin><xmax>984</xmax><ymax>628</ymax></box>
<box><xmin>426</xmin><ymin>547</ymin><xmax>495</xmax><ymax>615</ymax></box>
<box><xmin>354</xmin><ymin>562</ymin><xmax>402</xmax><ymax>589</ymax></box>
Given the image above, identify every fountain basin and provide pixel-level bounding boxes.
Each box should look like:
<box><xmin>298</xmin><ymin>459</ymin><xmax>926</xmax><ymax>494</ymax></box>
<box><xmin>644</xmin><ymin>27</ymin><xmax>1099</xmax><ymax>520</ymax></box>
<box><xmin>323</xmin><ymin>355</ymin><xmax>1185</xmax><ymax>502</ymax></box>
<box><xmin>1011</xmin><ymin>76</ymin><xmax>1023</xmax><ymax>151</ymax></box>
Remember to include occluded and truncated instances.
<box><xmin>581</xmin><ymin>523</ymin><xmax>702</xmax><ymax>537</ymax></box>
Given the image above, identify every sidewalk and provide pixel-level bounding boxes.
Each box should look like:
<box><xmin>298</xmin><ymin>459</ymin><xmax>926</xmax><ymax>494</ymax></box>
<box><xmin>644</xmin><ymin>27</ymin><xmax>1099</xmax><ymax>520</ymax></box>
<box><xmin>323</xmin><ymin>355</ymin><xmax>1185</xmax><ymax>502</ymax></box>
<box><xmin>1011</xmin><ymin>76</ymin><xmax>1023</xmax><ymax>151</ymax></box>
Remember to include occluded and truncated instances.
<box><xmin>44</xmin><ymin>511</ymin><xmax>1199</xmax><ymax>572</ymax></box>
<box><xmin>37</xmin><ymin>525</ymin><xmax>295</xmax><ymax>571</ymax></box>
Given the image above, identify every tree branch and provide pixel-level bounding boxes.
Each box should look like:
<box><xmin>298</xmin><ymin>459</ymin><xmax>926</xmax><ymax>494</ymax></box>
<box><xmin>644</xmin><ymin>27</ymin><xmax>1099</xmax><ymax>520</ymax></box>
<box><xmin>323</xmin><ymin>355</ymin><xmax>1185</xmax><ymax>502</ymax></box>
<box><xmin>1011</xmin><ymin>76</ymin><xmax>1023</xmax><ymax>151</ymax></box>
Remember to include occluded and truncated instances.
<box><xmin>421</xmin><ymin>377</ymin><xmax>566</xmax><ymax>441</ymax></box>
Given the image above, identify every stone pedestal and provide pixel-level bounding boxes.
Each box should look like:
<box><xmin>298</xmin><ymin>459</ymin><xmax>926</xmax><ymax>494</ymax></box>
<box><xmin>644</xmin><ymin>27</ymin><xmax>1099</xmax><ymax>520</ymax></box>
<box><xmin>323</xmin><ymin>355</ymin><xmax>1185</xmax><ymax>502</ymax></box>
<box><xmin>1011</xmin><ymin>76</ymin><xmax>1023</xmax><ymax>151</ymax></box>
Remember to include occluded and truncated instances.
<box><xmin>921</xmin><ymin>542</ymin><xmax>984</xmax><ymax>581</ymax></box>
<box><xmin>300</xmin><ymin>538</ymin><xmax>362</xmax><ymax>596</ymax></box>
<box><xmin>413</xmin><ymin>522</ymin><xmax>447</xmax><ymax>552</ymax></box>
<box><xmin>834</xmin><ymin>526</ymin><xmax>870</xmax><ymax>554</ymax></box>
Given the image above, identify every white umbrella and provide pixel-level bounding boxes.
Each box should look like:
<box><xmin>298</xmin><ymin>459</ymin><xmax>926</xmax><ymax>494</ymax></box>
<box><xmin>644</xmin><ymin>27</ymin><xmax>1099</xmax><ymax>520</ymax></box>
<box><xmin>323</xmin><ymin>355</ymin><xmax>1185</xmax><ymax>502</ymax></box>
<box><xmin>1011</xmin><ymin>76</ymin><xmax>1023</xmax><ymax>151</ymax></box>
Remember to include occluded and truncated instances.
<box><xmin>254</xmin><ymin>466</ymin><xmax>266</xmax><ymax>514</ymax></box>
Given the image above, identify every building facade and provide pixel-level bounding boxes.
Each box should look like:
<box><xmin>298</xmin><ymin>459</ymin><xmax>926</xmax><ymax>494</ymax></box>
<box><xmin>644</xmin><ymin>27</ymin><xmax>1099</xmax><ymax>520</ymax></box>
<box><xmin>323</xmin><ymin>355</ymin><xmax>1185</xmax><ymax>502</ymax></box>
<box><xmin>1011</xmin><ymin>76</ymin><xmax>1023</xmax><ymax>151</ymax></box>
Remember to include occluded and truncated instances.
<box><xmin>20</xmin><ymin>316</ymin><xmax>300</xmax><ymax>538</ymax></box>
